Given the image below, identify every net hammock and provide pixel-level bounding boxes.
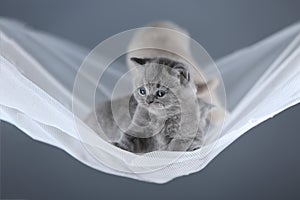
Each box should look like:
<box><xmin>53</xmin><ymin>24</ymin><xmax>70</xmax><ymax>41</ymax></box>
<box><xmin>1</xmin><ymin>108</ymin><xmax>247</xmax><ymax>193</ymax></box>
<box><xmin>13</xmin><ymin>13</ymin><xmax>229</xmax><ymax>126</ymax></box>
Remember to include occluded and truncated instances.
<box><xmin>0</xmin><ymin>18</ymin><xmax>299</xmax><ymax>183</ymax></box>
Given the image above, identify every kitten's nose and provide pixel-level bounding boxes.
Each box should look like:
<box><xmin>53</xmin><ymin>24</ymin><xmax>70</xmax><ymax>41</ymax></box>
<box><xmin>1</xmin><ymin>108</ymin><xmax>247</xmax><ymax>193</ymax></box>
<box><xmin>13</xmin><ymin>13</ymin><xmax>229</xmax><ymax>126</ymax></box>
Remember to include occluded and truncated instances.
<box><xmin>146</xmin><ymin>95</ymin><xmax>154</xmax><ymax>104</ymax></box>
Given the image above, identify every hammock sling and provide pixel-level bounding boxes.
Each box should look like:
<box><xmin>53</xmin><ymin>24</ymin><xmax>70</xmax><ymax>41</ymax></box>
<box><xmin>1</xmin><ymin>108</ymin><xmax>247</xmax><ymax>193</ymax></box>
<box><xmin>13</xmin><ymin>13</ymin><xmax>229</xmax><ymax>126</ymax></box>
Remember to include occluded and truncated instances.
<box><xmin>0</xmin><ymin>19</ymin><xmax>299</xmax><ymax>183</ymax></box>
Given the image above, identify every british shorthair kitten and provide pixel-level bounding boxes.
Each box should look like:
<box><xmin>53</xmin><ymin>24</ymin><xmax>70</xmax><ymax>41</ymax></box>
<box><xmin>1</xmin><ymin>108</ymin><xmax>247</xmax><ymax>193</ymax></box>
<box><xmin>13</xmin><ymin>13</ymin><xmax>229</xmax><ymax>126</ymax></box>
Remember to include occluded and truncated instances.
<box><xmin>86</xmin><ymin>21</ymin><xmax>225</xmax><ymax>153</ymax></box>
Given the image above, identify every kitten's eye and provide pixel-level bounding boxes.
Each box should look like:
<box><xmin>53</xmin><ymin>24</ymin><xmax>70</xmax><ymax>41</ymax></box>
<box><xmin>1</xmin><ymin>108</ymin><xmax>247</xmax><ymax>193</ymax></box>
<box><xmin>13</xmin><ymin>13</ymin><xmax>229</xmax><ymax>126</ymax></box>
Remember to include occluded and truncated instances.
<box><xmin>138</xmin><ymin>87</ymin><xmax>146</xmax><ymax>96</ymax></box>
<box><xmin>156</xmin><ymin>90</ymin><xmax>166</xmax><ymax>97</ymax></box>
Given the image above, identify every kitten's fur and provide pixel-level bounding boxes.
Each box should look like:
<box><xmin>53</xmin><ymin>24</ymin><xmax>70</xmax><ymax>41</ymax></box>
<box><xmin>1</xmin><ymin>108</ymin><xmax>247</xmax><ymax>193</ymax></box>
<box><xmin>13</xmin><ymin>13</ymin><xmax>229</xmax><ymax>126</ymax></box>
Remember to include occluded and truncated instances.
<box><xmin>86</xmin><ymin>57</ymin><xmax>213</xmax><ymax>153</ymax></box>
<box><xmin>113</xmin><ymin>96</ymin><xmax>212</xmax><ymax>153</ymax></box>
<box><xmin>115</xmin><ymin>57</ymin><xmax>209</xmax><ymax>152</ymax></box>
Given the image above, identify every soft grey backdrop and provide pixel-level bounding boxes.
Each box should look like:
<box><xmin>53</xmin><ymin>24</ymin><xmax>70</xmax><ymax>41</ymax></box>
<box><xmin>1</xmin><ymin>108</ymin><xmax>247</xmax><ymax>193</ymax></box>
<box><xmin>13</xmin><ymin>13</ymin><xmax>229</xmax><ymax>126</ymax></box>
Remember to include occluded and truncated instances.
<box><xmin>1</xmin><ymin>0</ymin><xmax>300</xmax><ymax>199</ymax></box>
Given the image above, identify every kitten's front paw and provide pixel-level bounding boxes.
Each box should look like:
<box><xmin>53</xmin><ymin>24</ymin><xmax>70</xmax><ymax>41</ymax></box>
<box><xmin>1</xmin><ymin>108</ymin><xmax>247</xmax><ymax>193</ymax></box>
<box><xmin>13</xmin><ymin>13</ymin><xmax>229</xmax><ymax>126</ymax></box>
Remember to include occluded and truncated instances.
<box><xmin>167</xmin><ymin>139</ymin><xmax>192</xmax><ymax>151</ymax></box>
<box><xmin>112</xmin><ymin>142</ymin><xmax>132</xmax><ymax>152</ymax></box>
<box><xmin>187</xmin><ymin>145</ymin><xmax>201</xmax><ymax>151</ymax></box>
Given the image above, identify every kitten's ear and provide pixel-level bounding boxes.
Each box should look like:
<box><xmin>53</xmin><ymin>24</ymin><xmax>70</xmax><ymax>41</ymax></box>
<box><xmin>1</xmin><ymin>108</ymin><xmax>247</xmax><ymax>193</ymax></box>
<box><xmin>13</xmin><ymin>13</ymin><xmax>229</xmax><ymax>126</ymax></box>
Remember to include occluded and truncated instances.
<box><xmin>196</xmin><ymin>78</ymin><xmax>219</xmax><ymax>97</ymax></box>
<box><xmin>173</xmin><ymin>64</ymin><xmax>190</xmax><ymax>85</ymax></box>
<box><xmin>130</xmin><ymin>57</ymin><xmax>151</xmax><ymax>65</ymax></box>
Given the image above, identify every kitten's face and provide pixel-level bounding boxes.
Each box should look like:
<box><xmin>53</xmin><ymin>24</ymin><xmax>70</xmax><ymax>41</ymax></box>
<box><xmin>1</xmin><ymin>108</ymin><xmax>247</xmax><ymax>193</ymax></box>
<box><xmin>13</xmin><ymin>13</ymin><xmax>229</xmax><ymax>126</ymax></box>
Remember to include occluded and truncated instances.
<box><xmin>133</xmin><ymin>81</ymin><xmax>178</xmax><ymax>112</ymax></box>
<box><xmin>130</xmin><ymin>57</ymin><xmax>196</xmax><ymax>113</ymax></box>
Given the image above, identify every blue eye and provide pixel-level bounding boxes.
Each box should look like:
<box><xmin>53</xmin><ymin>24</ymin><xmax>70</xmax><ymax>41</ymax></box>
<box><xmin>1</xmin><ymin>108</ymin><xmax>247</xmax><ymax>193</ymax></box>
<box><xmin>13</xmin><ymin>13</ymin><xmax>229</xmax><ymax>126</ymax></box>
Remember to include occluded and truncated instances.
<box><xmin>156</xmin><ymin>90</ymin><xmax>165</xmax><ymax>97</ymax></box>
<box><xmin>139</xmin><ymin>87</ymin><xmax>146</xmax><ymax>96</ymax></box>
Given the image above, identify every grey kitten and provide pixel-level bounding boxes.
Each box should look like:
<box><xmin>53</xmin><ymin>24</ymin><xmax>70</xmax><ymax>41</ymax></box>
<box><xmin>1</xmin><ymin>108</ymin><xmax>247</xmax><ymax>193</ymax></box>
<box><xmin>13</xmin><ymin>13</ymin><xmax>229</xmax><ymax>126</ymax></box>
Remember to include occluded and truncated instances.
<box><xmin>112</xmin><ymin>57</ymin><xmax>213</xmax><ymax>152</ymax></box>
<box><xmin>85</xmin><ymin>57</ymin><xmax>213</xmax><ymax>153</ymax></box>
<box><xmin>85</xmin><ymin>21</ymin><xmax>220</xmax><ymax>152</ymax></box>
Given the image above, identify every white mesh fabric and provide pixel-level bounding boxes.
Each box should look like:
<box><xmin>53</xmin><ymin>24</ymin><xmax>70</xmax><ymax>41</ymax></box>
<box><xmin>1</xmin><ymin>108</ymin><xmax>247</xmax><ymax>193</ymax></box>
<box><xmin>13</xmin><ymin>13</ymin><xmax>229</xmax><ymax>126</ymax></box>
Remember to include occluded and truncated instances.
<box><xmin>0</xmin><ymin>18</ymin><xmax>299</xmax><ymax>183</ymax></box>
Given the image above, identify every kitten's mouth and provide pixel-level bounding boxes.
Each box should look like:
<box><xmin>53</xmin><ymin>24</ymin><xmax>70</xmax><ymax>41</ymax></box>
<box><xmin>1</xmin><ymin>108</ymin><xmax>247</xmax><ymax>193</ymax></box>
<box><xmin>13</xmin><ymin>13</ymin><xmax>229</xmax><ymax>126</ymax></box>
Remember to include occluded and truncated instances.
<box><xmin>147</xmin><ymin>103</ymin><xmax>165</xmax><ymax>113</ymax></box>
<box><xmin>156</xmin><ymin>102</ymin><xmax>164</xmax><ymax>108</ymax></box>
<box><xmin>148</xmin><ymin>102</ymin><xmax>164</xmax><ymax>107</ymax></box>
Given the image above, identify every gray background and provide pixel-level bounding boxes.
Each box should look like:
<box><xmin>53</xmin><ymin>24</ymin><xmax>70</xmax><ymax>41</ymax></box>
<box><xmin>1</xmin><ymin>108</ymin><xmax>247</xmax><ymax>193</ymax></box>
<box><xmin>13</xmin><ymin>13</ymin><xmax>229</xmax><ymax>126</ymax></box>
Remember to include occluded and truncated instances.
<box><xmin>1</xmin><ymin>0</ymin><xmax>300</xmax><ymax>199</ymax></box>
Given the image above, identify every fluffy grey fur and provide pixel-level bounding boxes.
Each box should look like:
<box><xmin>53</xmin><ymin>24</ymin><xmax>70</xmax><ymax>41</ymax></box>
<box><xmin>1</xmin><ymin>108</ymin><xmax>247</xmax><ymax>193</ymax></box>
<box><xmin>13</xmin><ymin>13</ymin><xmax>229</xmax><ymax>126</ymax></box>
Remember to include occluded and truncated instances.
<box><xmin>113</xmin><ymin>96</ymin><xmax>212</xmax><ymax>153</ymax></box>
<box><xmin>86</xmin><ymin>57</ymin><xmax>213</xmax><ymax>153</ymax></box>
